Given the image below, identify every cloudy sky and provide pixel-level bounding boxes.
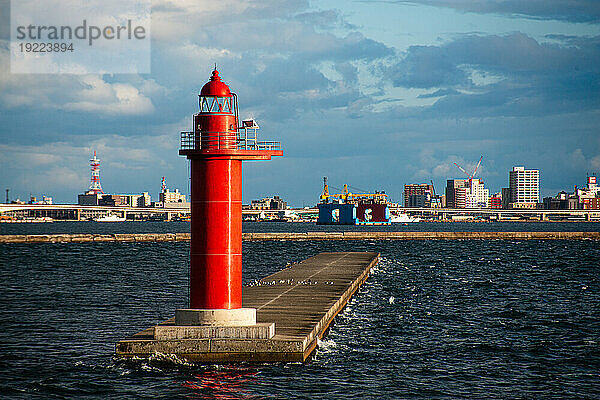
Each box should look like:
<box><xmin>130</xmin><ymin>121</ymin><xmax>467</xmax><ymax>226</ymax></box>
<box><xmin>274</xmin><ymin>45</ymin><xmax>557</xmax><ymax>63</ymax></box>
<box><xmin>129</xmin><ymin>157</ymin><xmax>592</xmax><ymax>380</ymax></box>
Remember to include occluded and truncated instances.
<box><xmin>1</xmin><ymin>0</ymin><xmax>599</xmax><ymax>205</ymax></box>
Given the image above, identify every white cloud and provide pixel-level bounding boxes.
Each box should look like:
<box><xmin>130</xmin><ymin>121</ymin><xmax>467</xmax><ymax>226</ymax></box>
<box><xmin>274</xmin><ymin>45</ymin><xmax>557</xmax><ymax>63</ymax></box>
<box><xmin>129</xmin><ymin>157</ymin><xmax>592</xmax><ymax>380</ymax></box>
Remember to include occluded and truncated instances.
<box><xmin>569</xmin><ymin>148</ymin><xmax>587</xmax><ymax>166</ymax></box>
<box><xmin>566</xmin><ymin>149</ymin><xmax>600</xmax><ymax>171</ymax></box>
<box><xmin>139</xmin><ymin>79</ymin><xmax>170</xmax><ymax>98</ymax></box>
<box><xmin>175</xmin><ymin>43</ymin><xmax>240</xmax><ymax>62</ymax></box>
<box><xmin>63</xmin><ymin>77</ymin><xmax>154</xmax><ymax>115</ymax></box>
<box><xmin>0</xmin><ymin>43</ymin><xmax>156</xmax><ymax>115</ymax></box>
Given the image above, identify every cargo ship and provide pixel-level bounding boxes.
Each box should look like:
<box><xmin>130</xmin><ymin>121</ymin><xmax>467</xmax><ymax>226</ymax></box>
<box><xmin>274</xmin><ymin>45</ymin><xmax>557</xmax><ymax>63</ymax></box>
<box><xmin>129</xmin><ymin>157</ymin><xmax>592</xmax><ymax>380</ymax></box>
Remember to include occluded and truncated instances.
<box><xmin>316</xmin><ymin>178</ymin><xmax>391</xmax><ymax>225</ymax></box>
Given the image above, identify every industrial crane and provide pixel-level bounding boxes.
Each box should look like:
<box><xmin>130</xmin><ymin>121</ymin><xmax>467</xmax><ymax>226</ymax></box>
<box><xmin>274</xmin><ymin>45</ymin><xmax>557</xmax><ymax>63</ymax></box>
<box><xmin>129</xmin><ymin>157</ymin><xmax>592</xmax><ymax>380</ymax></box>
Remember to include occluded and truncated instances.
<box><xmin>320</xmin><ymin>177</ymin><xmax>329</xmax><ymax>202</ymax></box>
<box><xmin>320</xmin><ymin>177</ymin><xmax>388</xmax><ymax>204</ymax></box>
<box><xmin>430</xmin><ymin>180</ymin><xmax>441</xmax><ymax>208</ymax></box>
<box><xmin>453</xmin><ymin>155</ymin><xmax>484</xmax><ymax>185</ymax></box>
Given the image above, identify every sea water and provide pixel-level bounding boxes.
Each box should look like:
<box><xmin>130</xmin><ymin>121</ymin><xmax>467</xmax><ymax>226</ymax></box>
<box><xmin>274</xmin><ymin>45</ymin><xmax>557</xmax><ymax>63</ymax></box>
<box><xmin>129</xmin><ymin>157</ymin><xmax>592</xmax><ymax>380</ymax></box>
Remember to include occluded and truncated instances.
<box><xmin>1</xmin><ymin>223</ymin><xmax>599</xmax><ymax>398</ymax></box>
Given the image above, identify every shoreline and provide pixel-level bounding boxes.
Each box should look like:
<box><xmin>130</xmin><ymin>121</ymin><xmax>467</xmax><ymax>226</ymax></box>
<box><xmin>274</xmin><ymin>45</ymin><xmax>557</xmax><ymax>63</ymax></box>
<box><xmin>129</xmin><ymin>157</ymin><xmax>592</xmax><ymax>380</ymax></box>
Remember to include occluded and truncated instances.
<box><xmin>1</xmin><ymin>231</ymin><xmax>599</xmax><ymax>243</ymax></box>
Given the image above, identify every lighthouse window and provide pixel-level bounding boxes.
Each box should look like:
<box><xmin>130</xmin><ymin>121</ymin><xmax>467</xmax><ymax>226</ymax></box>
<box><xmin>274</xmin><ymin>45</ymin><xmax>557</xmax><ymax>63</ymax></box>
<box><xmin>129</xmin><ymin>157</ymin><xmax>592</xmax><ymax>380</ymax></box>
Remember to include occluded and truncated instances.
<box><xmin>199</xmin><ymin>96</ymin><xmax>232</xmax><ymax>113</ymax></box>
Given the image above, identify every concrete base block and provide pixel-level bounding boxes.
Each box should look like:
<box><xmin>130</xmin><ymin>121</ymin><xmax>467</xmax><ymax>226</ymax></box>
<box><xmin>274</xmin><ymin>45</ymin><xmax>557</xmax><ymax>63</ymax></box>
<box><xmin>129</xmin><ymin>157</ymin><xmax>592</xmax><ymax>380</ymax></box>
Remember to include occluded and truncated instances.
<box><xmin>175</xmin><ymin>308</ymin><xmax>256</xmax><ymax>326</ymax></box>
<box><xmin>154</xmin><ymin>322</ymin><xmax>275</xmax><ymax>340</ymax></box>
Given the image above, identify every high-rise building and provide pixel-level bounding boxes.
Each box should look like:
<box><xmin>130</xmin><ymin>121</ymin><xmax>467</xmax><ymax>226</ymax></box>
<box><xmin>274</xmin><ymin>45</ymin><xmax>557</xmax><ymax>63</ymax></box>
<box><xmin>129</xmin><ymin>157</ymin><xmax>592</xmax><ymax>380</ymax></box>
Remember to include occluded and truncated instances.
<box><xmin>501</xmin><ymin>188</ymin><xmax>511</xmax><ymax>209</ymax></box>
<box><xmin>509</xmin><ymin>166</ymin><xmax>539</xmax><ymax>208</ymax></box>
<box><xmin>403</xmin><ymin>184</ymin><xmax>433</xmax><ymax>207</ymax></box>
<box><xmin>455</xmin><ymin>187</ymin><xmax>468</xmax><ymax>208</ymax></box>
<box><xmin>446</xmin><ymin>179</ymin><xmax>468</xmax><ymax>208</ymax></box>
<box><xmin>446</xmin><ymin>178</ymin><xmax>489</xmax><ymax>208</ymax></box>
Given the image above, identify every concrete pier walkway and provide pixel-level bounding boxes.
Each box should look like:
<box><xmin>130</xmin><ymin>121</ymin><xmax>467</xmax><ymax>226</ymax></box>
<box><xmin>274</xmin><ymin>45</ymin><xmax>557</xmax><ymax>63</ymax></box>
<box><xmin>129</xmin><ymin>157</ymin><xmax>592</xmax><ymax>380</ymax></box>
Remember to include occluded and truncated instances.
<box><xmin>115</xmin><ymin>252</ymin><xmax>380</xmax><ymax>363</ymax></box>
<box><xmin>0</xmin><ymin>231</ymin><xmax>599</xmax><ymax>243</ymax></box>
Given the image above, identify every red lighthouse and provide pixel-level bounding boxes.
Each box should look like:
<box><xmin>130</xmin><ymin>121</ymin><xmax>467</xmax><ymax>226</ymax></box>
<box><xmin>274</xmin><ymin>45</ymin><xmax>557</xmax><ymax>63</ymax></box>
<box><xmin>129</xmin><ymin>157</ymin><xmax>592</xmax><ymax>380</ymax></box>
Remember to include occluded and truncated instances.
<box><xmin>177</xmin><ymin>69</ymin><xmax>282</xmax><ymax>325</ymax></box>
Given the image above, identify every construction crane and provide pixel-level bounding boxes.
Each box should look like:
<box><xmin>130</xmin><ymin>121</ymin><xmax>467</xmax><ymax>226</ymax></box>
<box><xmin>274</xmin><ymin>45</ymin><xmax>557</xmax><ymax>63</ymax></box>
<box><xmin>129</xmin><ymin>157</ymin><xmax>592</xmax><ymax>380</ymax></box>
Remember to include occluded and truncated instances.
<box><xmin>453</xmin><ymin>155</ymin><xmax>484</xmax><ymax>185</ymax></box>
<box><xmin>320</xmin><ymin>178</ymin><xmax>387</xmax><ymax>204</ymax></box>
<box><xmin>430</xmin><ymin>180</ymin><xmax>441</xmax><ymax>208</ymax></box>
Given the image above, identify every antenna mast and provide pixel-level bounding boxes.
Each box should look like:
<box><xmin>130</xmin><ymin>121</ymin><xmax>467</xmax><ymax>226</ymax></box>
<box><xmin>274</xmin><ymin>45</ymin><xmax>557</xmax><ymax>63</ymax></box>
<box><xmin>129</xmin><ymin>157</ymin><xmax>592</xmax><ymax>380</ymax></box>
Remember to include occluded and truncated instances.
<box><xmin>88</xmin><ymin>151</ymin><xmax>104</xmax><ymax>194</ymax></box>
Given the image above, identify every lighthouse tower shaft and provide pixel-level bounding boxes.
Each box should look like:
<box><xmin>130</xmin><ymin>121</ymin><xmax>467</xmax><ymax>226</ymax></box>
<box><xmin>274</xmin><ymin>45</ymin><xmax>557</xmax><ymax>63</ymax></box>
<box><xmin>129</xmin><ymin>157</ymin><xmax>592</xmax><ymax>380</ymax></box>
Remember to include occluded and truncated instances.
<box><xmin>180</xmin><ymin>70</ymin><xmax>282</xmax><ymax>310</ymax></box>
<box><xmin>189</xmin><ymin>158</ymin><xmax>242</xmax><ymax>309</ymax></box>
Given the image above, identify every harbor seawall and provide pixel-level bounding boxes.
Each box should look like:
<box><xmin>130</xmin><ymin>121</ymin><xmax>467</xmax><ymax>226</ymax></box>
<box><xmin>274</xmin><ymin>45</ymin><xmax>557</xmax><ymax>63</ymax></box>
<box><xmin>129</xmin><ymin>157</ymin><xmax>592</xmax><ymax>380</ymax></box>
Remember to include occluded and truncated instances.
<box><xmin>0</xmin><ymin>231</ymin><xmax>599</xmax><ymax>243</ymax></box>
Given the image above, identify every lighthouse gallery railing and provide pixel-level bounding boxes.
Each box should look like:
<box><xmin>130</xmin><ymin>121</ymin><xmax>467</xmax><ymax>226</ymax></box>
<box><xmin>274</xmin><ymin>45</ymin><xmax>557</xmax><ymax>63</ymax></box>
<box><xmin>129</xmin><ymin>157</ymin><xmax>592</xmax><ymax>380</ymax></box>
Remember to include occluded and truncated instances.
<box><xmin>180</xmin><ymin>131</ymin><xmax>282</xmax><ymax>151</ymax></box>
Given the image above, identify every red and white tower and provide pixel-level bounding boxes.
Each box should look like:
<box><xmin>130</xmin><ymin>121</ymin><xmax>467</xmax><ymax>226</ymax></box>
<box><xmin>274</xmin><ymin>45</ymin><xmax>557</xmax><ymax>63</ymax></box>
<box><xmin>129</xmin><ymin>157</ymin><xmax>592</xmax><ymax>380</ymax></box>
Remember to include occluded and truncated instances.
<box><xmin>176</xmin><ymin>69</ymin><xmax>282</xmax><ymax>327</ymax></box>
<box><xmin>88</xmin><ymin>151</ymin><xmax>104</xmax><ymax>194</ymax></box>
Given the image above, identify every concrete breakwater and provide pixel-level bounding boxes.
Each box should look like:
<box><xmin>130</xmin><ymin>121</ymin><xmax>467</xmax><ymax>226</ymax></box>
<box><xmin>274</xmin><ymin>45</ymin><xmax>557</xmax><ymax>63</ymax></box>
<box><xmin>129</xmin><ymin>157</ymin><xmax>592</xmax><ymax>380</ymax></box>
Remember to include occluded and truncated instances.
<box><xmin>115</xmin><ymin>252</ymin><xmax>380</xmax><ymax>362</ymax></box>
<box><xmin>1</xmin><ymin>231</ymin><xmax>599</xmax><ymax>244</ymax></box>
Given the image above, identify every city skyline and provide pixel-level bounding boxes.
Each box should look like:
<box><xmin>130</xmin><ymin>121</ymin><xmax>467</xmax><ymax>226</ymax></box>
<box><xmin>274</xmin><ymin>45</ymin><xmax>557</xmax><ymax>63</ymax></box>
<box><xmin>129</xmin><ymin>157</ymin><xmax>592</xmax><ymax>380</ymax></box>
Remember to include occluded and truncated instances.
<box><xmin>1</xmin><ymin>1</ymin><xmax>599</xmax><ymax>205</ymax></box>
<box><xmin>8</xmin><ymin>150</ymin><xmax>595</xmax><ymax>208</ymax></box>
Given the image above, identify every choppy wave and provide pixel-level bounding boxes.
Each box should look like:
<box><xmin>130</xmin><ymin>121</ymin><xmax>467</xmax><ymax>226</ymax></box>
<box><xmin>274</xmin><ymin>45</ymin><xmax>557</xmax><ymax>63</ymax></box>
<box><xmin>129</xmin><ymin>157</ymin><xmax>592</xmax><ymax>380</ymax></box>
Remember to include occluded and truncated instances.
<box><xmin>1</xmin><ymin>238</ymin><xmax>599</xmax><ymax>398</ymax></box>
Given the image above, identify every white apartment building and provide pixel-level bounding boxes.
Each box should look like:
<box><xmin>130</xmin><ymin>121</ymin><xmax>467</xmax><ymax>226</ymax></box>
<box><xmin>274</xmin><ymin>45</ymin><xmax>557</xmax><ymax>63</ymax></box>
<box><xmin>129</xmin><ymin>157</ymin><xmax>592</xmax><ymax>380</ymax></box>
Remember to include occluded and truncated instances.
<box><xmin>446</xmin><ymin>178</ymin><xmax>489</xmax><ymax>208</ymax></box>
<box><xmin>509</xmin><ymin>166</ymin><xmax>539</xmax><ymax>205</ymax></box>
<box><xmin>465</xmin><ymin>179</ymin><xmax>489</xmax><ymax>208</ymax></box>
<box><xmin>160</xmin><ymin>188</ymin><xmax>186</xmax><ymax>204</ymax></box>
<box><xmin>577</xmin><ymin>176</ymin><xmax>600</xmax><ymax>198</ymax></box>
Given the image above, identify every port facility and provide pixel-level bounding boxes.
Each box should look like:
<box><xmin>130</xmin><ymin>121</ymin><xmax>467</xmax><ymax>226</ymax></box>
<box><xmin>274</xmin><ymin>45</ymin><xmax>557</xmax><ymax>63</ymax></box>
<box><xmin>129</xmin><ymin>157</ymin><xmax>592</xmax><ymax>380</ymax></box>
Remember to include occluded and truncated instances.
<box><xmin>2</xmin><ymin>203</ymin><xmax>599</xmax><ymax>222</ymax></box>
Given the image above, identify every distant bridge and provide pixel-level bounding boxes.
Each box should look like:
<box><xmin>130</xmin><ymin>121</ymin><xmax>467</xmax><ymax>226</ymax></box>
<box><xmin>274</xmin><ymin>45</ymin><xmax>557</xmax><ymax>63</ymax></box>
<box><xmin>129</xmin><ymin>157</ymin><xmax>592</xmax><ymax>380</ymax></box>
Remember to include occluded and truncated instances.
<box><xmin>0</xmin><ymin>203</ymin><xmax>598</xmax><ymax>221</ymax></box>
<box><xmin>0</xmin><ymin>203</ymin><xmax>318</xmax><ymax>221</ymax></box>
<box><xmin>0</xmin><ymin>203</ymin><xmax>189</xmax><ymax>220</ymax></box>
<box><xmin>390</xmin><ymin>206</ymin><xmax>600</xmax><ymax>221</ymax></box>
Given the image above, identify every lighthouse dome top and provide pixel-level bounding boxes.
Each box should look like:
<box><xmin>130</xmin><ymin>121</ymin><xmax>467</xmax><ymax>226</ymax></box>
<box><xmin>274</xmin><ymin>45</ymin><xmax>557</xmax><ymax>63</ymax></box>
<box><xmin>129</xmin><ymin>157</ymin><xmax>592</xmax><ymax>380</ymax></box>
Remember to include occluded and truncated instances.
<box><xmin>200</xmin><ymin>69</ymin><xmax>231</xmax><ymax>97</ymax></box>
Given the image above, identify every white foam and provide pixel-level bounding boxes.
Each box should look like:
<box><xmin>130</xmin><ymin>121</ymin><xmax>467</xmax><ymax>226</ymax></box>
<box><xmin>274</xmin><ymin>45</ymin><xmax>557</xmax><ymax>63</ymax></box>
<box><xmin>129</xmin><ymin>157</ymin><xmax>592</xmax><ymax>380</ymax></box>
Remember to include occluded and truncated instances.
<box><xmin>318</xmin><ymin>338</ymin><xmax>337</xmax><ymax>353</ymax></box>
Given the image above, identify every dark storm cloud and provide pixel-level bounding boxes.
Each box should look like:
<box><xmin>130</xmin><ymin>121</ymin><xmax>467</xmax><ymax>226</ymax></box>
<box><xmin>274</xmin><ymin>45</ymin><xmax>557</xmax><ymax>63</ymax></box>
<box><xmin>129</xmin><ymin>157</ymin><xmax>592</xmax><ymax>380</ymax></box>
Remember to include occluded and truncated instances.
<box><xmin>328</xmin><ymin>32</ymin><xmax>394</xmax><ymax>61</ymax></box>
<box><xmin>223</xmin><ymin>30</ymin><xmax>391</xmax><ymax>120</ymax></box>
<box><xmin>389</xmin><ymin>33</ymin><xmax>600</xmax><ymax>87</ymax></box>
<box><xmin>386</xmin><ymin>33</ymin><xmax>600</xmax><ymax>117</ymax></box>
<box><xmin>252</xmin><ymin>58</ymin><xmax>331</xmax><ymax>92</ymax></box>
<box><xmin>386</xmin><ymin>44</ymin><xmax>470</xmax><ymax>88</ymax></box>
<box><xmin>442</xmin><ymin>33</ymin><xmax>600</xmax><ymax>73</ymax></box>
<box><xmin>390</xmin><ymin>0</ymin><xmax>600</xmax><ymax>23</ymax></box>
<box><xmin>238</xmin><ymin>55</ymin><xmax>364</xmax><ymax>121</ymax></box>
